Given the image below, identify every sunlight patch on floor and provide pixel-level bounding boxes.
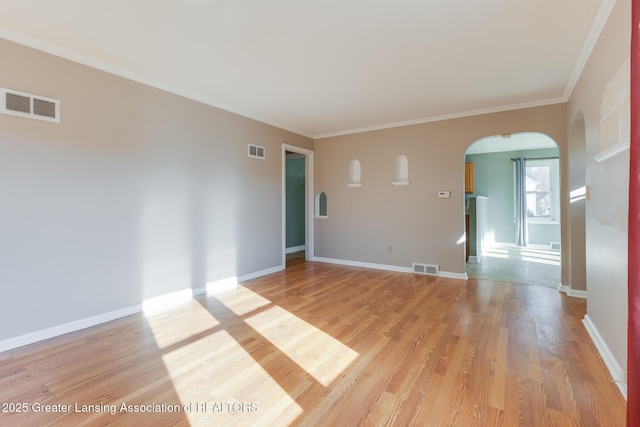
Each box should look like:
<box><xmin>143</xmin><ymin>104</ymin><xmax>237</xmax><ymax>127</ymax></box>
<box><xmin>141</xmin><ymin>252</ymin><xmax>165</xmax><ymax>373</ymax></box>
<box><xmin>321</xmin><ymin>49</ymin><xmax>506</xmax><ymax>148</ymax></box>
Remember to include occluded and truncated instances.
<box><xmin>521</xmin><ymin>256</ymin><xmax>560</xmax><ymax>266</ymax></box>
<box><xmin>485</xmin><ymin>247</ymin><xmax>509</xmax><ymax>254</ymax></box>
<box><xmin>146</xmin><ymin>300</ymin><xmax>221</xmax><ymax>349</ymax></box>
<box><xmin>212</xmin><ymin>285</ymin><xmax>272</xmax><ymax>317</ymax></box>
<box><xmin>159</xmin><ymin>329</ymin><xmax>303</xmax><ymax>425</ymax></box>
<box><xmin>244</xmin><ymin>306</ymin><xmax>359</xmax><ymax>387</ymax></box>
<box><xmin>483</xmin><ymin>251</ymin><xmax>510</xmax><ymax>259</ymax></box>
<box><xmin>483</xmin><ymin>245</ymin><xmax>560</xmax><ymax>266</ymax></box>
<box><xmin>144</xmin><ymin>283</ymin><xmax>359</xmax><ymax>425</ymax></box>
<box><xmin>519</xmin><ymin>250</ymin><xmax>560</xmax><ymax>260</ymax></box>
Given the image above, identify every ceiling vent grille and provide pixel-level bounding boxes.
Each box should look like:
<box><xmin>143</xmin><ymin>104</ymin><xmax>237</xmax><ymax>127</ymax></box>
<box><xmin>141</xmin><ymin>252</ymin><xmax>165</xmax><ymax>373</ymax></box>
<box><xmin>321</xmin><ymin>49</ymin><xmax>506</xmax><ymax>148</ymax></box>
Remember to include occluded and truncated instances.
<box><xmin>412</xmin><ymin>263</ymin><xmax>439</xmax><ymax>276</ymax></box>
<box><xmin>248</xmin><ymin>143</ymin><xmax>265</xmax><ymax>160</ymax></box>
<box><xmin>1</xmin><ymin>87</ymin><xmax>60</xmax><ymax>123</ymax></box>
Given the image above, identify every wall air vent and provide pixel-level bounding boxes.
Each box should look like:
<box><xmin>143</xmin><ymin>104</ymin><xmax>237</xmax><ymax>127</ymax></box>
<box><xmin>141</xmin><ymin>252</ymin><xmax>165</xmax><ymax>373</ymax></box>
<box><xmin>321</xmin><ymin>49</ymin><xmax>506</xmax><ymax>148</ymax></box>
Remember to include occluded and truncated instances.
<box><xmin>248</xmin><ymin>143</ymin><xmax>265</xmax><ymax>160</ymax></box>
<box><xmin>412</xmin><ymin>263</ymin><xmax>439</xmax><ymax>276</ymax></box>
<box><xmin>1</xmin><ymin>87</ymin><xmax>60</xmax><ymax>123</ymax></box>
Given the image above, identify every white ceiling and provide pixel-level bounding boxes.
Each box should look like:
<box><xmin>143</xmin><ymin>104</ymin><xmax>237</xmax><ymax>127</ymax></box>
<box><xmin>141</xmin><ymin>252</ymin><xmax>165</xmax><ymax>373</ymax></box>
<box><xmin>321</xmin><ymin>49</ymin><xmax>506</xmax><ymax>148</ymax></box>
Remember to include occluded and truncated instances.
<box><xmin>0</xmin><ymin>0</ymin><xmax>615</xmax><ymax>138</ymax></box>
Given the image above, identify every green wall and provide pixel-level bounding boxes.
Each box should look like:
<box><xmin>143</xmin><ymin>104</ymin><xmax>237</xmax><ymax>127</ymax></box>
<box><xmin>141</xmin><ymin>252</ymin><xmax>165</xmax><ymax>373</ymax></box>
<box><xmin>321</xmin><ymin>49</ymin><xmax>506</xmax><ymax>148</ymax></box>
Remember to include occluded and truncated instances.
<box><xmin>466</xmin><ymin>148</ymin><xmax>560</xmax><ymax>246</ymax></box>
<box><xmin>286</xmin><ymin>157</ymin><xmax>305</xmax><ymax>248</ymax></box>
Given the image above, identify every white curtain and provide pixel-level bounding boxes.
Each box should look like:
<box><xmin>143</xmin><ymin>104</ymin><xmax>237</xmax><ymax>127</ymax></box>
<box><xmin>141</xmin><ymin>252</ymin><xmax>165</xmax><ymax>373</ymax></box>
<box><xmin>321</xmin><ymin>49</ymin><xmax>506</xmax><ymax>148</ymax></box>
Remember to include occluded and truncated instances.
<box><xmin>514</xmin><ymin>157</ymin><xmax>528</xmax><ymax>247</ymax></box>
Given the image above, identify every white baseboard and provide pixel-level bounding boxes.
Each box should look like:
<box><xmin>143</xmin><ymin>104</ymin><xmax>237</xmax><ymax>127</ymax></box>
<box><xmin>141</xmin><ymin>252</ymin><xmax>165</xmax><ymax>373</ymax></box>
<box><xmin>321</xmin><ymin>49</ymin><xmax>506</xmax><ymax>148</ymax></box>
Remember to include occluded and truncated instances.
<box><xmin>582</xmin><ymin>315</ymin><xmax>627</xmax><ymax>399</ymax></box>
<box><xmin>285</xmin><ymin>245</ymin><xmax>305</xmax><ymax>254</ymax></box>
<box><xmin>439</xmin><ymin>271</ymin><xmax>469</xmax><ymax>280</ymax></box>
<box><xmin>557</xmin><ymin>284</ymin><xmax>588</xmax><ymax>299</ymax></box>
<box><xmin>0</xmin><ymin>265</ymin><xmax>284</xmax><ymax>354</ymax></box>
<box><xmin>313</xmin><ymin>257</ymin><xmax>413</xmax><ymax>273</ymax></box>
<box><xmin>313</xmin><ymin>257</ymin><xmax>467</xmax><ymax>280</ymax></box>
<box><xmin>239</xmin><ymin>265</ymin><xmax>285</xmax><ymax>282</ymax></box>
<box><xmin>0</xmin><ymin>304</ymin><xmax>141</xmax><ymax>354</ymax></box>
<box><xmin>193</xmin><ymin>286</ymin><xmax>207</xmax><ymax>296</ymax></box>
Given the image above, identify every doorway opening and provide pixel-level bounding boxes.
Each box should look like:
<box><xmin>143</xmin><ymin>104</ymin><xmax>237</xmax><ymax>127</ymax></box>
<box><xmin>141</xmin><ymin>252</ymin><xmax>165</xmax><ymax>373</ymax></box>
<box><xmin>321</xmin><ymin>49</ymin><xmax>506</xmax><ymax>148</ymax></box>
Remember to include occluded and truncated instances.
<box><xmin>463</xmin><ymin>132</ymin><xmax>561</xmax><ymax>288</ymax></box>
<box><xmin>282</xmin><ymin>144</ymin><xmax>314</xmax><ymax>268</ymax></box>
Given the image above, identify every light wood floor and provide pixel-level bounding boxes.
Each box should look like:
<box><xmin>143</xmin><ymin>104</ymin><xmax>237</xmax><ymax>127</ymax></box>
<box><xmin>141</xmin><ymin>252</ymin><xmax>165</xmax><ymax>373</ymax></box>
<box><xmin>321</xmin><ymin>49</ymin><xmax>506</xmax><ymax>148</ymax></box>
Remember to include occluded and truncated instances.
<box><xmin>0</xmin><ymin>254</ymin><xmax>626</xmax><ymax>426</ymax></box>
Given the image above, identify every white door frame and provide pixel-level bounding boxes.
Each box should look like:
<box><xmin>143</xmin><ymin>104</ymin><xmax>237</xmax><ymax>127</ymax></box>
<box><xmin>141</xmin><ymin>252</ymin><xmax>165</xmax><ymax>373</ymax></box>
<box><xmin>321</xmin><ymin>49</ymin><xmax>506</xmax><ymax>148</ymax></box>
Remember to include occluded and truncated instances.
<box><xmin>282</xmin><ymin>143</ymin><xmax>315</xmax><ymax>264</ymax></box>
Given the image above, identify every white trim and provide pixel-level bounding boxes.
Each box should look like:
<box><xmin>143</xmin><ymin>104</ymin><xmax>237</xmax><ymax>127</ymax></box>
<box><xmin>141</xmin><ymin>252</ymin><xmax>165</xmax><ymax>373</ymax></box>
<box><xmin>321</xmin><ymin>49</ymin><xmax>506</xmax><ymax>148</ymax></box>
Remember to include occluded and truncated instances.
<box><xmin>0</xmin><ymin>0</ymin><xmax>615</xmax><ymax>141</ymax></box>
<box><xmin>594</xmin><ymin>138</ymin><xmax>630</xmax><ymax>163</ymax></box>
<box><xmin>0</xmin><ymin>263</ymin><xmax>285</xmax><ymax>354</ymax></box>
<box><xmin>238</xmin><ymin>265</ymin><xmax>285</xmax><ymax>283</ymax></box>
<box><xmin>468</xmin><ymin>255</ymin><xmax>482</xmax><ymax>263</ymax></box>
<box><xmin>142</xmin><ymin>288</ymin><xmax>197</xmax><ymax>315</ymax></box>
<box><xmin>561</xmin><ymin>0</ymin><xmax>618</xmax><ymax>101</ymax></box>
<box><xmin>313</xmin><ymin>257</ymin><xmax>468</xmax><ymax>280</ymax></box>
<box><xmin>283</xmin><ymin>143</ymin><xmax>315</xmax><ymax>263</ymax></box>
<box><xmin>0</xmin><ymin>284</ymin><xmax>210</xmax><ymax>354</ymax></box>
<box><xmin>313</xmin><ymin>257</ymin><xmax>413</xmax><ymax>273</ymax></box>
<box><xmin>313</xmin><ymin>0</ymin><xmax>615</xmax><ymax>140</ymax></box>
<box><xmin>0</xmin><ymin>28</ymin><xmax>313</xmax><ymax>139</ymax></box>
<box><xmin>557</xmin><ymin>284</ymin><xmax>588</xmax><ymax>299</ymax></box>
<box><xmin>568</xmin><ymin>289</ymin><xmax>587</xmax><ymax>299</ymax></box>
<box><xmin>582</xmin><ymin>315</ymin><xmax>627</xmax><ymax>399</ymax></box>
<box><xmin>206</xmin><ymin>276</ymin><xmax>239</xmax><ymax>294</ymax></box>
<box><xmin>314</xmin><ymin>99</ymin><xmax>565</xmax><ymax>139</ymax></box>
<box><xmin>438</xmin><ymin>271</ymin><xmax>469</xmax><ymax>280</ymax></box>
<box><xmin>347</xmin><ymin>183</ymin><xmax>362</xmax><ymax>188</ymax></box>
<box><xmin>0</xmin><ymin>304</ymin><xmax>141</xmax><ymax>354</ymax></box>
<box><xmin>285</xmin><ymin>245</ymin><xmax>306</xmax><ymax>254</ymax></box>
<box><xmin>391</xmin><ymin>181</ymin><xmax>410</xmax><ymax>186</ymax></box>
<box><xmin>192</xmin><ymin>286</ymin><xmax>207</xmax><ymax>296</ymax></box>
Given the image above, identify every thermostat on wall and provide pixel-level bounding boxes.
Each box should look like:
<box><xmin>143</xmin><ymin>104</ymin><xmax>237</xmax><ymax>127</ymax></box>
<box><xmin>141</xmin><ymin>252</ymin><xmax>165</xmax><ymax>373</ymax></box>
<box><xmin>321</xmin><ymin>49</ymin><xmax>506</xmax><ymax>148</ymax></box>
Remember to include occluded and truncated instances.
<box><xmin>438</xmin><ymin>191</ymin><xmax>451</xmax><ymax>199</ymax></box>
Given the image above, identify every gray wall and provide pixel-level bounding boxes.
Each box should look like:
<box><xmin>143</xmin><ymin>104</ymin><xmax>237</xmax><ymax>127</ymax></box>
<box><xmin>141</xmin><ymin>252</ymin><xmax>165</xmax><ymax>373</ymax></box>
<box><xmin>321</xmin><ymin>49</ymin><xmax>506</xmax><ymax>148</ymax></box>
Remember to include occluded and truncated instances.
<box><xmin>0</xmin><ymin>38</ymin><xmax>313</xmax><ymax>342</ymax></box>
<box><xmin>568</xmin><ymin>112</ymin><xmax>587</xmax><ymax>292</ymax></box>
<box><xmin>566</xmin><ymin>0</ymin><xmax>630</xmax><ymax>377</ymax></box>
<box><xmin>465</xmin><ymin>148</ymin><xmax>560</xmax><ymax>246</ymax></box>
<box><xmin>286</xmin><ymin>157</ymin><xmax>306</xmax><ymax>248</ymax></box>
<box><xmin>314</xmin><ymin>104</ymin><xmax>567</xmax><ymax>275</ymax></box>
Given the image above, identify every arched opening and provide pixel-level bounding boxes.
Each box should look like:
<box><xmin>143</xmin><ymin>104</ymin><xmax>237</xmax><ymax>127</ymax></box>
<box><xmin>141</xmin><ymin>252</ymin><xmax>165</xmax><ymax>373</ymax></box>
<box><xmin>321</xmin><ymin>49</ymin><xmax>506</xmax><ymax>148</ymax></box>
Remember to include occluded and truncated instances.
<box><xmin>348</xmin><ymin>160</ymin><xmax>362</xmax><ymax>187</ymax></box>
<box><xmin>315</xmin><ymin>192</ymin><xmax>328</xmax><ymax>218</ymax></box>
<box><xmin>392</xmin><ymin>155</ymin><xmax>409</xmax><ymax>186</ymax></box>
<box><xmin>463</xmin><ymin>132</ymin><xmax>561</xmax><ymax>288</ymax></box>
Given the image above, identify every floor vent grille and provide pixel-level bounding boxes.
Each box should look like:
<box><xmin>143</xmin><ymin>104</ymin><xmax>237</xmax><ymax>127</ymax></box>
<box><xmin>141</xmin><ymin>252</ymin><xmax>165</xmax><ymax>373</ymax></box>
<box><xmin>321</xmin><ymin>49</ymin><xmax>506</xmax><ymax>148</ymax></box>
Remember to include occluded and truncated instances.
<box><xmin>412</xmin><ymin>263</ymin><xmax>439</xmax><ymax>276</ymax></box>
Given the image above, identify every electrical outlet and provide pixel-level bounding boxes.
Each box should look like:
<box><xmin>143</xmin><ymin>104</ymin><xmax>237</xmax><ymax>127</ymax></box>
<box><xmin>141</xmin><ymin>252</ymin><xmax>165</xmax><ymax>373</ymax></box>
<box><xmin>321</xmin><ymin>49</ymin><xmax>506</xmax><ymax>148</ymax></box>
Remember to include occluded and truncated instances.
<box><xmin>388</xmin><ymin>245</ymin><xmax>393</xmax><ymax>252</ymax></box>
<box><xmin>224</xmin><ymin>254</ymin><xmax>230</xmax><ymax>265</ymax></box>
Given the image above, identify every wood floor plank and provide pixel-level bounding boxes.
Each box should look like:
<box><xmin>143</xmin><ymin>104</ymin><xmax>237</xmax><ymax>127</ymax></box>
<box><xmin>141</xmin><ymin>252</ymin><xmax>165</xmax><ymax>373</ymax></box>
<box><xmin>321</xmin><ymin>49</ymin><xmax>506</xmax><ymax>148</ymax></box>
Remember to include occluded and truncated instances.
<box><xmin>0</xmin><ymin>255</ymin><xmax>626</xmax><ymax>426</ymax></box>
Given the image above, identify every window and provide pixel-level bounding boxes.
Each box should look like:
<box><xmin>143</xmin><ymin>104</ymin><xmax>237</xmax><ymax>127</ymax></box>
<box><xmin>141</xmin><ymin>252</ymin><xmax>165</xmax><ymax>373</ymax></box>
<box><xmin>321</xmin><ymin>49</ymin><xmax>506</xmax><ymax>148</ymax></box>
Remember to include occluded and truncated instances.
<box><xmin>525</xmin><ymin>158</ymin><xmax>559</xmax><ymax>222</ymax></box>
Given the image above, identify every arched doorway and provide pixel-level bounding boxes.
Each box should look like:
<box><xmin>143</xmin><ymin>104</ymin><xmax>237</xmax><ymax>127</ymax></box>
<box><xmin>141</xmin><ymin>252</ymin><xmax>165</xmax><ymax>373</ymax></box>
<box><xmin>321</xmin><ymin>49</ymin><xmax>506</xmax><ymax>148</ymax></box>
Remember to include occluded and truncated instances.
<box><xmin>463</xmin><ymin>132</ymin><xmax>561</xmax><ymax>288</ymax></box>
